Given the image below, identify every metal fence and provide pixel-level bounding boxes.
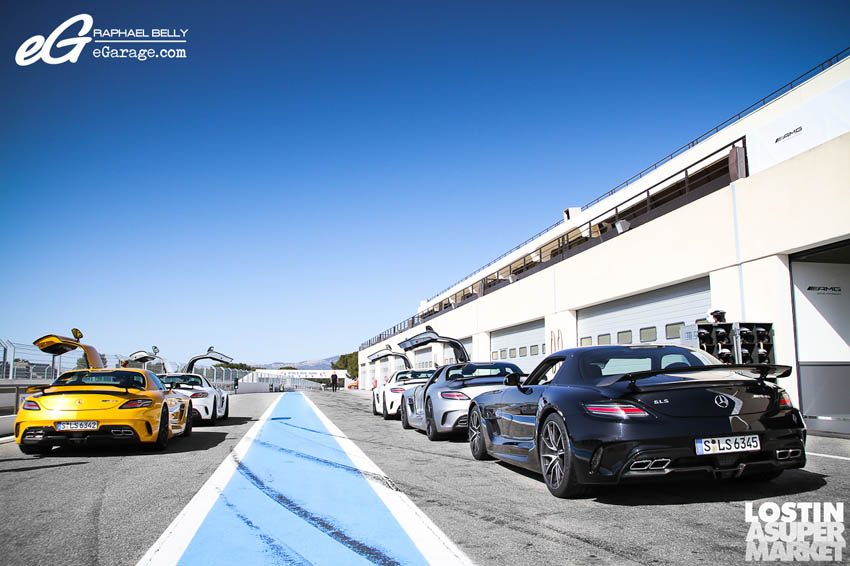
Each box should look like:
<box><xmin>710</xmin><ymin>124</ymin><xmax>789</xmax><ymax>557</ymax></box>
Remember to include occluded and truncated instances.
<box><xmin>245</xmin><ymin>371</ymin><xmax>323</xmax><ymax>391</ymax></box>
<box><xmin>0</xmin><ymin>339</ymin><xmax>250</xmax><ymax>384</ymax></box>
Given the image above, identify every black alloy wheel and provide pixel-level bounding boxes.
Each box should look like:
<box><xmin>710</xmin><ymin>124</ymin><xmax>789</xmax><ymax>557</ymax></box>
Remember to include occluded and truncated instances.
<box><xmin>153</xmin><ymin>407</ymin><xmax>170</xmax><ymax>451</ymax></box>
<box><xmin>382</xmin><ymin>395</ymin><xmax>392</xmax><ymax>420</ymax></box>
<box><xmin>468</xmin><ymin>405</ymin><xmax>493</xmax><ymax>460</ymax></box>
<box><xmin>181</xmin><ymin>402</ymin><xmax>193</xmax><ymax>437</ymax></box>
<box><xmin>539</xmin><ymin>413</ymin><xmax>585</xmax><ymax>498</ymax></box>
<box><xmin>401</xmin><ymin>400</ymin><xmax>412</xmax><ymax>429</ymax></box>
<box><xmin>371</xmin><ymin>394</ymin><xmax>379</xmax><ymax>415</ymax></box>
<box><xmin>425</xmin><ymin>399</ymin><xmax>442</xmax><ymax>441</ymax></box>
<box><xmin>209</xmin><ymin>399</ymin><xmax>218</xmax><ymax>426</ymax></box>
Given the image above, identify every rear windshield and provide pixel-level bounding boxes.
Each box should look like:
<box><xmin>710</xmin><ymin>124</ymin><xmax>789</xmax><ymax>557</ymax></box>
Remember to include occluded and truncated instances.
<box><xmin>446</xmin><ymin>363</ymin><xmax>522</xmax><ymax>381</ymax></box>
<box><xmin>160</xmin><ymin>374</ymin><xmax>204</xmax><ymax>387</ymax></box>
<box><xmin>54</xmin><ymin>370</ymin><xmax>147</xmax><ymax>389</ymax></box>
<box><xmin>397</xmin><ymin>370</ymin><xmax>434</xmax><ymax>382</ymax></box>
<box><xmin>578</xmin><ymin>347</ymin><xmax>720</xmax><ymax>384</ymax></box>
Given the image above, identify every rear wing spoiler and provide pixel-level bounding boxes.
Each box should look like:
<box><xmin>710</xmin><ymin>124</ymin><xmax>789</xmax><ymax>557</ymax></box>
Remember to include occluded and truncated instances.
<box><xmin>33</xmin><ymin>331</ymin><xmax>104</xmax><ymax>369</ymax></box>
<box><xmin>184</xmin><ymin>347</ymin><xmax>233</xmax><ymax>373</ymax></box>
<box><xmin>367</xmin><ymin>346</ymin><xmax>412</xmax><ymax>369</ymax></box>
<box><xmin>397</xmin><ymin>327</ymin><xmax>470</xmax><ymax>363</ymax></box>
<box><xmin>597</xmin><ymin>364</ymin><xmax>793</xmax><ymax>388</ymax></box>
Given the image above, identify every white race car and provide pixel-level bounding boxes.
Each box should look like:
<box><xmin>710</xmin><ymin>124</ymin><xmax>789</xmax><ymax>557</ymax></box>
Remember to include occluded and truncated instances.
<box><xmin>369</xmin><ymin>346</ymin><xmax>415</xmax><ymax>419</ymax></box>
<box><xmin>131</xmin><ymin>346</ymin><xmax>232</xmax><ymax>425</ymax></box>
<box><xmin>376</xmin><ymin>368</ymin><xmax>435</xmax><ymax>420</ymax></box>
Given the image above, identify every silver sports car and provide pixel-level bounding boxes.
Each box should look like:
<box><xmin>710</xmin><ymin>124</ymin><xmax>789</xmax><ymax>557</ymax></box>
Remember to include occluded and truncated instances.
<box><xmin>396</xmin><ymin>329</ymin><xmax>523</xmax><ymax>440</ymax></box>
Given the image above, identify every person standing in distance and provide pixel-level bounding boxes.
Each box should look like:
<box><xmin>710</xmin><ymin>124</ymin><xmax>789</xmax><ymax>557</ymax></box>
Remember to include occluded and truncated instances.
<box><xmin>331</xmin><ymin>372</ymin><xmax>338</xmax><ymax>392</ymax></box>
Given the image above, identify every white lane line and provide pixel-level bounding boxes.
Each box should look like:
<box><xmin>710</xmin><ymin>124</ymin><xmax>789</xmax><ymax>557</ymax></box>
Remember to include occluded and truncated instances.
<box><xmin>137</xmin><ymin>393</ymin><xmax>284</xmax><ymax>566</ymax></box>
<box><xmin>302</xmin><ymin>393</ymin><xmax>475</xmax><ymax>566</ymax></box>
<box><xmin>808</xmin><ymin>452</ymin><xmax>850</xmax><ymax>462</ymax></box>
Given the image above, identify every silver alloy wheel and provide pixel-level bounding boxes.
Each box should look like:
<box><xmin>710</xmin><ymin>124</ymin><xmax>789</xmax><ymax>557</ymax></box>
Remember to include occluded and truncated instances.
<box><xmin>540</xmin><ymin>420</ymin><xmax>566</xmax><ymax>488</ymax></box>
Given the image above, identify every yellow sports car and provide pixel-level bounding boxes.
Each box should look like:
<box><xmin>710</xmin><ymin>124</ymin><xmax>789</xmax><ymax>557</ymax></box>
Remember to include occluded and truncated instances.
<box><xmin>15</xmin><ymin>331</ymin><xmax>192</xmax><ymax>455</ymax></box>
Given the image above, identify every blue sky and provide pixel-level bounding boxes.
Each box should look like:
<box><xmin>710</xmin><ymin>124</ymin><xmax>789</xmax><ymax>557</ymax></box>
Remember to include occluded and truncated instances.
<box><xmin>1</xmin><ymin>1</ymin><xmax>848</xmax><ymax>364</ymax></box>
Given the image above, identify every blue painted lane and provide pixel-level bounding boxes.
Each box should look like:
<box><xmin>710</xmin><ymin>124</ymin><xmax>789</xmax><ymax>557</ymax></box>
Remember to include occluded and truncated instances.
<box><xmin>178</xmin><ymin>393</ymin><xmax>430</xmax><ymax>566</ymax></box>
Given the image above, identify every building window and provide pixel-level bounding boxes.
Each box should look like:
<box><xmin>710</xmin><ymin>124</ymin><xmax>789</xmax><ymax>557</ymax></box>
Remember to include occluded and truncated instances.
<box><xmin>617</xmin><ymin>330</ymin><xmax>633</xmax><ymax>344</ymax></box>
<box><xmin>666</xmin><ymin>322</ymin><xmax>685</xmax><ymax>339</ymax></box>
<box><xmin>509</xmin><ymin>348</ymin><xmax>517</xmax><ymax>358</ymax></box>
<box><xmin>640</xmin><ymin>327</ymin><xmax>657</xmax><ymax>342</ymax></box>
<box><xmin>500</xmin><ymin>349</ymin><xmax>507</xmax><ymax>360</ymax></box>
<box><xmin>598</xmin><ymin>334</ymin><xmax>611</xmax><ymax>345</ymax></box>
<box><xmin>580</xmin><ymin>336</ymin><xmax>592</xmax><ymax>346</ymax></box>
<box><xmin>519</xmin><ymin>346</ymin><xmax>527</xmax><ymax>357</ymax></box>
<box><xmin>491</xmin><ymin>351</ymin><xmax>498</xmax><ymax>361</ymax></box>
<box><xmin>695</xmin><ymin>318</ymin><xmax>709</xmax><ymax>325</ymax></box>
<box><xmin>530</xmin><ymin>345</ymin><xmax>539</xmax><ymax>356</ymax></box>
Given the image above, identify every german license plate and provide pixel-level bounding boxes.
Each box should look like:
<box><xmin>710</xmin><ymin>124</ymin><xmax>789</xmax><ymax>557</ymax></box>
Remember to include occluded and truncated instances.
<box><xmin>696</xmin><ymin>434</ymin><xmax>759</xmax><ymax>455</ymax></box>
<box><xmin>57</xmin><ymin>421</ymin><xmax>98</xmax><ymax>431</ymax></box>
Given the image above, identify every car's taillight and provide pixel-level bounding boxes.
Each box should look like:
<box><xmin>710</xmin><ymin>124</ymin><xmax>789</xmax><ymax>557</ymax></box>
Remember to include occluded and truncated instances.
<box><xmin>440</xmin><ymin>391</ymin><xmax>470</xmax><ymax>400</ymax></box>
<box><xmin>190</xmin><ymin>392</ymin><xmax>209</xmax><ymax>398</ymax></box>
<box><xmin>390</xmin><ymin>388</ymin><xmax>406</xmax><ymax>393</ymax></box>
<box><xmin>119</xmin><ymin>399</ymin><xmax>153</xmax><ymax>409</ymax></box>
<box><xmin>584</xmin><ymin>403</ymin><xmax>649</xmax><ymax>418</ymax></box>
<box><xmin>778</xmin><ymin>390</ymin><xmax>793</xmax><ymax>408</ymax></box>
<box><xmin>22</xmin><ymin>399</ymin><xmax>40</xmax><ymax>411</ymax></box>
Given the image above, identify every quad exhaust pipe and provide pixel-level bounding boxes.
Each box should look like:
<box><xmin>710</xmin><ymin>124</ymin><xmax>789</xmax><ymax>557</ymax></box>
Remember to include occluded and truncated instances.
<box><xmin>776</xmin><ymin>448</ymin><xmax>802</xmax><ymax>460</ymax></box>
<box><xmin>111</xmin><ymin>429</ymin><xmax>135</xmax><ymax>437</ymax></box>
<box><xmin>630</xmin><ymin>458</ymin><xmax>671</xmax><ymax>471</ymax></box>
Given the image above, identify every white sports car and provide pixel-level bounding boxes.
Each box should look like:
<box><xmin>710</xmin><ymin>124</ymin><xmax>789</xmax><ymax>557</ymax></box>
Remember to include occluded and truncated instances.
<box><xmin>159</xmin><ymin>373</ymin><xmax>229</xmax><ymax>424</ymax></box>
<box><xmin>130</xmin><ymin>346</ymin><xmax>232</xmax><ymax>425</ymax></box>
<box><xmin>369</xmin><ymin>346</ymin><xmax>417</xmax><ymax>419</ymax></box>
<box><xmin>374</xmin><ymin>368</ymin><xmax>435</xmax><ymax>419</ymax></box>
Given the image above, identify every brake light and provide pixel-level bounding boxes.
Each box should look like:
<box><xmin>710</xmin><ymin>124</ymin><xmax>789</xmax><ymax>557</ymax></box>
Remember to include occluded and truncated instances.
<box><xmin>390</xmin><ymin>388</ymin><xmax>406</xmax><ymax>393</ymax></box>
<box><xmin>190</xmin><ymin>392</ymin><xmax>209</xmax><ymax>398</ymax></box>
<box><xmin>440</xmin><ymin>391</ymin><xmax>470</xmax><ymax>400</ymax></box>
<box><xmin>22</xmin><ymin>399</ymin><xmax>40</xmax><ymax>411</ymax></box>
<box><xmin>119</xmin><ymin>399</ymin><xmax>153</xmax><ymax>409</ymax></box>
<box><xmin>778</xmin><ymin>390</ymin><xmax>793</xmax><ymax>408</ymax></box>
<box><xmin>584</xmin><ymin>403</ymin><xmax>649</xmax><ymax>418</ymax></box>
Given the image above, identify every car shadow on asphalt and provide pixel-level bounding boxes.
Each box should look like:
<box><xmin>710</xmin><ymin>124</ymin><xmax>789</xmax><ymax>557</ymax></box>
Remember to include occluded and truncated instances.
<box><xmin>203</xmin><ymin>416</ymin><xmax>255</xmax><ymax>427</ymax></box>
<box><xmin>492</xmin><ymin>463</ymin><xmax>828</xmax><ymax>504</ymax></box>
<box><xmin>0</xmin><ymin>461</ymin><xmax>88</xmax><ymax>474</ymax></box>
<box><xmin>21</xmin><ymin>431</ymin><xmax>231</xmax><ymax>458</ymax></box>
<box><xmin>593</xmin><ymin>469</ymin><xmax>828</xmax><ymax>505</ymax></box>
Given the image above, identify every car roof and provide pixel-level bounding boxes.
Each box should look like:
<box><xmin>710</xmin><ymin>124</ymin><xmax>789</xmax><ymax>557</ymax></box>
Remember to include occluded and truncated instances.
<box><xmin>550</xmin><ymin>344</ymin><xmax>703</xmax><ymax>357</ymax></box>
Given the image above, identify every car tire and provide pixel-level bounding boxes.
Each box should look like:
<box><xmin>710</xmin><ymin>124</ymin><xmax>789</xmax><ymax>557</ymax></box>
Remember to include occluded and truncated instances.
<box><xmin>19</xmin><ymin>444</ymin><xmax>52</xmax><ymax>456</ymax></box>
<box><xmin>401</xmin><ymin>400</ymin><xmax>412</xmax><ymax>430</ymax></box>
<box><xmin>468</xmin><ymin>405</ymin><xmax>493</xmax><ymax>461</ymax></box>
<box><xmin>371</xmin><ymin>394</ymin><xmax>379</xmax><ymax>416</ymax></box>
<box><xmin>425</xmin><ymin>399</ymin><xmax>442</xmax><ymax>441</ymax></box>
<box><xmin>181</xmin><ymin>402</ymin><xmax>193</xmax><ymax>437</ymax></box>
<box><xmin>539</xmin><ymin>413</ymin><xmax>586</xmax><ymax>498</ymax></box>
<box><xmin>222</xmin><ymin>397</ymin><xmax>229</xmax><ymax>420</ymax></box>
<box><xmin>153</xmin><ymin>407</ymin><xmax>170</xmax><ymax>451</ymax></box>
<box><xmin>382</xmin><ymin>395</ymin><xmax>392</xmax><ymax>420</ymax></box>
<box><xmin>209</xmin><ymin>399</ymin><xmax>218</xmax><ymax>426</ymax></box>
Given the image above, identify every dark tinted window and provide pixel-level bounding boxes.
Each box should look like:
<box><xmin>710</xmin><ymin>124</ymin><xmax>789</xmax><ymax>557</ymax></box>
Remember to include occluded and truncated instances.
<box><xmin>398</xmin><ymin>370</ymin><xmax>433</xmax><ymax>382</ymax></box>
<box><xmin>445</xmin><ymin>363</ymin><xmax>522</xmax><ymax>381</ymax></box>
<box><xmin>160</xmin><ymin>374</ymin><xmax>203</xmax><ymax>387</ymax></box>
<box><xmin>55</xmin><ymin>370</ymin><xmax>146</xmax><ymax>389</ymax></box>
<box><xmin>148</xmin><ymin>372</ymin><xmax>167</xmax><ymax>390</ymax></box>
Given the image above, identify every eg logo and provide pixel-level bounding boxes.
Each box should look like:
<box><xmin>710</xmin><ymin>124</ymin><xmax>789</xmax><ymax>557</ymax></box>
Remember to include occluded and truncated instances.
<box><xmin>15</xmin><ymin>14</ymin><xmax>93</xmax><ymax>66</ymax></box>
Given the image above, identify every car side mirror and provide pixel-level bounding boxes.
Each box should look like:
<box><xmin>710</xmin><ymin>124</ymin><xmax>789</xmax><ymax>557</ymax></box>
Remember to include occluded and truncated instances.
<box><xmin>504</xmin><ymin>374</ymin><xmax>520</xmax><ymax>387</ymax></box>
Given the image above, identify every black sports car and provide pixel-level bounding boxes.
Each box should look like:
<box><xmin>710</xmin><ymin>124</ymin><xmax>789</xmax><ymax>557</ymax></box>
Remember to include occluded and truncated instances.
<box><xmin>468</xmin><ymin>345</ymin><xmax>806</xmax><ymax>498</ymax></box>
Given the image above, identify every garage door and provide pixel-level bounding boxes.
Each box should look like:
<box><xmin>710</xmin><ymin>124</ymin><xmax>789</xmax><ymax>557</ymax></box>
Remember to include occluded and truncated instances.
<box><xmin>577</xmin><ymin>277</ymin><xmax>711</xmax><ymax>347</ymax></box>
<box><xmin>490</xmin><ymin>320</ymin><xmax>545</xmax><ymax>373</ymax></box>
<box><xmin>413</xmin><ymin>347</ymin><xmax>432</xmax><ymax>369</ymax></box>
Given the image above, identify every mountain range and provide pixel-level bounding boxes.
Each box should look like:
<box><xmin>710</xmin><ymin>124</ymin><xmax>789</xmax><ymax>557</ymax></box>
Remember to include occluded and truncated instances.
<box><xmin>256</xmin><ymin>356</ymin><xmax>340</xmax><ymax>370</ymax></box>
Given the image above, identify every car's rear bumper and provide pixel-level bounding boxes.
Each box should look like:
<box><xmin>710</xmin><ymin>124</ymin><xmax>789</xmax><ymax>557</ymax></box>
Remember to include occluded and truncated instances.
<box><xmin>15</xmin><ymin>412</ymin><xmax>160</xmax><ymax>445</ymax></box>
<box><xmin>575</xmin><ymin>427</ymin><xmax>807</xmax><ymax>484</ymax></box>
